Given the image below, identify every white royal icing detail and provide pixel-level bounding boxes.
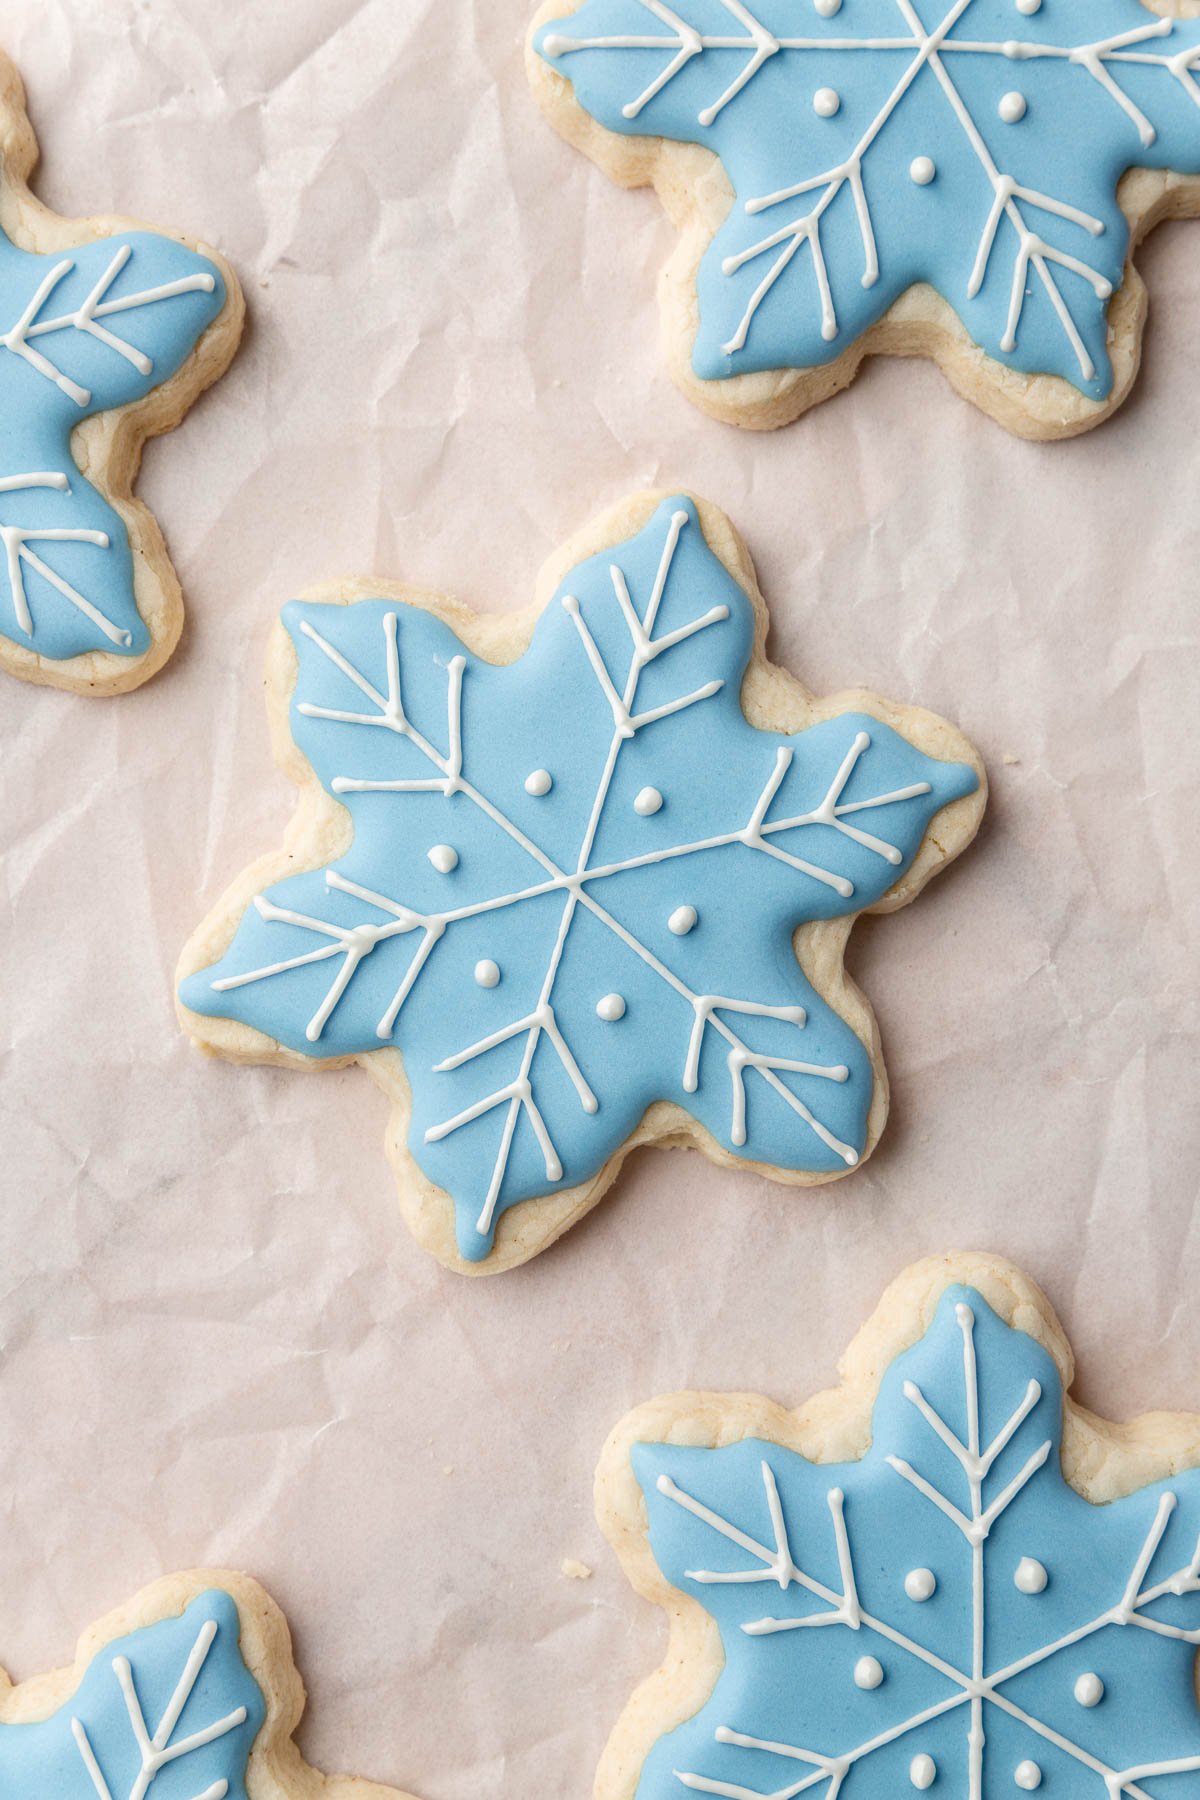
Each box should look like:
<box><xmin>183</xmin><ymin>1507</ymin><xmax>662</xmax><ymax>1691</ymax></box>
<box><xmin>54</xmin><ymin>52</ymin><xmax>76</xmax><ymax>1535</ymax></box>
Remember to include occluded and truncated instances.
<box><xmin>0</xmin><ymin>244</ymin><xmax>216</xmax><ymax>410</ymax></box>
<box><xmin>525</xmin><ymin>768</ymin><xmax>553</xmax><ymax>796</ymax></box>
<box><xmin>539</xmin><ymin>4</ymin><xmax>1200</xmax><ymax>384</ymax></box>
<box><xmin>854</xmin><ymin>1654</ymin><xmax>884</xmax><ymax>1690</ymax></box>
<box><xmin>474</xmin><ymin>959</ymin><xmax>501</xmax><ymax>988</ymax></box>
<box><xmin>209</xmin><ymin>509</ymin><xmax>961</xmax><ymax>1223</ymax></box>
<box><xmin>1015</xmin><ymin>1557</ymin><xmax>1048</xmax><ymax>1594</ymax></box>
<box><xmin>0</xmin><ymin>471</ymin><xmax>126</xmax><ymax>646</ymax></box>
<box><xmin>657</xmin><ymin>1297</ymin><xmax>1200</xmax><ymax>1800</ymax></box>
<box><xmin>427</xmin><ymin>843</ymin><xmax>459</xmax><ymax>874</ymax></box>
<box><xmin>634</xmin><ymin>785</ymin><xmax>664</xmax><ymax>816</ymax></box>
<box><xmin>910</xmin><ymin>155</ymin><xmax>937</xmax><ymax>185</ymax></box>
<box><xmin>814</xmin><ymin>86</ymin><xmax>841</xmax><ymax>117</ymax></box>
<box><xmin>68</xmin><ymin>1616</ymin><xmax>248</xmax><ymax>1800</ymax></box>
<box><xmin>1074</xmin><ymin>1672</ymin><xmax>1104</xmax><ymax>1708</ymax></box>
<box><xmin>597</xmin><ymin>992</ymin><xmax>627</xmax><ymax>1021</ymax></box>
<box><xmin>910</xmin><ymin>1752</ymin><xmax>937</xmax><ymax>1789</ymax></box>
<box><xmin>1016</xmin><ymin>0</ymin><xmax>1041</xmax><ymax>16</ymax></box>
<box><xmin>905</xmin><ymin>1567</ymin><xmax>937</xmax><ymax>1601</ymax></box>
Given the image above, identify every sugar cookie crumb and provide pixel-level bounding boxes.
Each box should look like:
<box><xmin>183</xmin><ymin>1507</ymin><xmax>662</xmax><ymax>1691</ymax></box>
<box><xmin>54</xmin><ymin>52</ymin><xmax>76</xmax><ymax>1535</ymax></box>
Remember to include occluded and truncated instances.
<box><xmin>561</xmin><ymin>1558</ymin><xmax>593</xmax><ymax>1580</ymax></box>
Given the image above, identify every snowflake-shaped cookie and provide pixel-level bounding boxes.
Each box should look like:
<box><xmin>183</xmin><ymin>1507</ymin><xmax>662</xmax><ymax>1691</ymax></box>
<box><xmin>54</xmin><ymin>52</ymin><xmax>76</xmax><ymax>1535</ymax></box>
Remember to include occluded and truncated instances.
<box><xmin>529</xmin><ymin>0</ymin><xmax>1200</xmax><ymax>437</ymax></box>
<box><xmin>599</xmin><ymin>1258</ymin><xmax>1200</xmax><ymax>1800</ymax></box>
<box><xmin>0</xmin><ymin>53</ymin><xmax>241</xmax><ymax>692</ymax></box>
<box><xmin>0</xmin><ymin>1572</ymin><xmax>420</xmax><ymax>1800</ymax></box>
<box><xmin>178</xmin><ymin>492</ymin><xmax>983</xmax><ymax>1273</ymax></box>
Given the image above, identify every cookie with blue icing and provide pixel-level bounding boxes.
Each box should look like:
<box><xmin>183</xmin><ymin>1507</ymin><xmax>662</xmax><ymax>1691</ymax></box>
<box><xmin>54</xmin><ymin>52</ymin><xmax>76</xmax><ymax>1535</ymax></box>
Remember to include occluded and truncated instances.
<box><xmin>594</xmin><ymin>1253</ymin><xmax>1200</xmax><ymax>1800</ymax></box>
<box><xmin>176</xmin><ymin>491</ymin><xmax>983</xmax><ymax>1274</ymax></box>
<box><xmin>0</xmin><ymin>1570</ymin><xmax>420</xmax><ymax>1800</ymax></box>
<box><xmin>0</xmin><ymin>52</ymin><xmax>242</xmax><ymax>693</ymax></box>
<box><xmin>528</xmin><ymin>0</ymin><xmax>1200</xmax><ymax>438</ymax></box>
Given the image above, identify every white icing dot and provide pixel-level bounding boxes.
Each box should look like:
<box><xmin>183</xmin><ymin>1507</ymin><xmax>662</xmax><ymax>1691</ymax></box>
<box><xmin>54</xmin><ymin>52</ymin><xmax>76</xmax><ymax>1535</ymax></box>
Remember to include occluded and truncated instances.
<box><xmin>1015</xmin><ymin>1762</ymin><xmax>1042</xmax><ymax>1791</ymax></box>
<box><xmin>814</xmin><ymin>87</ymin><xmax>841</xmax><ymax>117</ymax></box>
<box><xmin>854</xmin><ymin>1656</ymin><xmax>884</xmax><ymax>1690</ymax></box>
<box><xmin>999</xmin><ymin>90</ymin><xmax>1028</xmax><ymax>122</ymax></box>
<box><xmin>1014</xmin><ymin>1557</ymin><xmax>1048</xmax><ymax>1594</ymax></box>
<box><xmin>1016</xmin><ymin>0</ymin><xmax>1041</xmax><ymax>13</ymax></box>
<box><xmin>427</xmin><ymin>844</ymin><xmax>458</xmax><ymax>874</ymax></box>
<box><xmin>543</xmin><ymin>33</ymin><xmax>568</xmax><ymax>55</ymax></box>
<box><xmin>814</xmin><ymin>0</ymin><xmax>842</xmax><ymax>13</ymax></box>
<box><xmin>910</xmin><ymin>156</ymin><xmax>936</xmax><ymax>186</ymax></box>
<box><xmin>910</xmin><ymin>1754</ymin><xmax>937</xmax><ymax>1791</ymax></box>
<box><xmin>1074</xmin><ymin>1672</ymin><xmax>1104</xmax><ymax>1708</ymax></box>
<box><xmin>524</xmin><ymin>768</ymin><xmax>553</xmax><ymax>796</ymax></box>
<box><xmin>596</xmin><ymin>993</ymin><xmax>626</xmax><ymax>1022</ymax></box>
<box><xmin>474</xmin><ymin>959</ymin><xmax>500</xmax><ymax>988</ymax></box>
<box><xmin>668</xmin><ymin>905</ymin><xmax>698</xmax><ymax>936</ymax></box>
<box><xmin>905</xmin><ymin>1568</ymin><xmax>936</xmax><ymax>1602</ymax></box>
<box><xmin>634</xmin><ymin>786</ymin><xmax>664</xmax><ymax>816</ymax></box>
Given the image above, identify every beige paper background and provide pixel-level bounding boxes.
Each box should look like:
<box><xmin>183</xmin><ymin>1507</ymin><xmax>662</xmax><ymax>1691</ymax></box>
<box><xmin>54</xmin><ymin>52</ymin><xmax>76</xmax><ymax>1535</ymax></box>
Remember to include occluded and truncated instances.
<box><xmin>1</xmin><ymin>2</ymin><xmax>1198</xmax><ymax>1794</ymax></box>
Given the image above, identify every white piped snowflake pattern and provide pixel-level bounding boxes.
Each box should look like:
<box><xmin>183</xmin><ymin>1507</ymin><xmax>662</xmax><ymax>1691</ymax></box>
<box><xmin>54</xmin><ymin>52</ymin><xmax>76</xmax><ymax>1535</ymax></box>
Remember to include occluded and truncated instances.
<box><xmin>631</xmin><ymin>1290</ymin><xmax>1200</xmax><ymax>1800</ymax></box>
<box><xmin>181</xmin><ymin>497</ymin><xmax>979</xmax><ymax>1266</ymax></box>
<box><xmin>70</xmin><ymin>1617</ymin><xmax>248</xmax><ymax>1800</ymax></box>
<box><xmin>0</xmin><ymin>1594</ymin><xmax>261</xmax><ymax>1800</ymax></box>
<box><xmin>535</xmin><ymin>0</ymin><xmax>1200</xmax><ymax>397</ymax></box>
<box><xmin>0</xmin><ymin>206</ymin><xmax>225</xmax><ymax>664</ymax></box>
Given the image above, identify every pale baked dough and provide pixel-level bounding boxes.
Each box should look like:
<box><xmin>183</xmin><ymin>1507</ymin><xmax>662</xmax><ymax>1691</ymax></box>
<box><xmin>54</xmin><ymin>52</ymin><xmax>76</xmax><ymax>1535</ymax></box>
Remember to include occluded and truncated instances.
<box><xmin>526</xmin><ymin>0</ymin><xmax>1200</xmax><ymax>441</ymax></box>
<box><xmin>0</xmin><ymin>52</ymin><xmax>244</xmax><ymax>694</ymax></box>
<box><xmin>176</xmin><ymin>490</ymin><xmax>985</xmax><ymax>1276</ymax></box>
<box><xmin>592</xmin><ymin>1251</ymin><xmax>1200</xmax><ymax>1800</ymax></box>
<box><xmin>0</xmin><ymin>1569</ymin><xmax>420</xmax><ymax>1800</ymax></box>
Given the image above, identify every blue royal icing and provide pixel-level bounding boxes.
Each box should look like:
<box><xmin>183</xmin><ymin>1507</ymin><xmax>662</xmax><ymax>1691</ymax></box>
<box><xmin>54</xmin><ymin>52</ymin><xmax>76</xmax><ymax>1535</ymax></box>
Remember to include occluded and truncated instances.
<box><xmin>631</xmin><ymin>1287</ymin><xmax>1200</xmax><ymax>1799</ymax></box>
<box><xmin>181</xmin><ymin>497</ymin><xmax>978</xmax><ymax>1262</ymax></box>
<box><xmin>0</xmin><ymin>224</ymin><xmax>225</xmax><ymax>662</ymax></box>
<box><xmin>534</xmin><ymin>0</ymin><xmax>1200</xmax><ymax>398</ymax></box>
<box><xmin>0</xmin><ymin>1590</ymin><xmax>263</xmax><ymax>1800</ymax></box>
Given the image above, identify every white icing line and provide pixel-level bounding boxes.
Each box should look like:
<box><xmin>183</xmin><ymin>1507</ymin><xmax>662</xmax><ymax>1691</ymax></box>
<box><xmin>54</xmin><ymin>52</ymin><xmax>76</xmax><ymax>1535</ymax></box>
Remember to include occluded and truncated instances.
<box><xmin>222</xmin><ymin>508</ymin><xmax>955</xmax><ymax>1205</ymax></box>
<box><xmin>71</xmin><ymin>1617</ymin><xmax>246</xmax><ymax>1800</ymax></box>
<box><xmin>546</xmin><ymin>0</ymin><xmax>1200</xmax><ymax>374</ymax></box>
<box><xmin>1</xmin><ymin>245</ymin><xmax>216</xmax><ymax>408</ymax></box>
<box><xmin>0</xmin><ymin>469</ymin><xmax>127</xmax><ymax>646</ymax></box>
<box><xmin>660</xmin><ymin>1302</ymin><xmax>1200</xmax><ymax>1800</ymax></box>
<box><xmin>0</xmin><ymin>518</ymin><xmax>123</xmax><ymax>645</ymax></box>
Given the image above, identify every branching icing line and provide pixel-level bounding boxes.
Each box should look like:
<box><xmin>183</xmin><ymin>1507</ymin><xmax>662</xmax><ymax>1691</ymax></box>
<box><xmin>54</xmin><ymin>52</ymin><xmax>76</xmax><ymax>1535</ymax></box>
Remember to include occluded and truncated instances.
<box><xmin>655</xmin><ymin>1302</ymin><xmax>1200</xmax><ymax>1800</ymax></box>
<box><xmin>193</xmin><ymin>499</ymin><xmax>977</xmax><ymax>1250</ymax></box>
<box><xmin>70</xmin><ymin>1617</ymin><xmax>247</xmax><ymax>1800</ymax></box>
<box><xmin>540</xmin><ymin>0</ymin><xmax>1200</xmax><ymax>378</ymax></box>
<box><xmin>0</xmin><ymin>223</ymin><xmax>224</xmax><ymax>659</ymax></box>
<box><xmin>0</xmin><ymin>470</ymin><xmax>124</xmax><ymax>645</ymax></box>
<box><xmin>0</xmin><ymin>244</ymin><xmax>216</xmax><ymax>408</ymax></box>
<box><xmin>211</xmin><ymin>509</ymin><xmax>941</xmax><ymax>1221</ymax></box>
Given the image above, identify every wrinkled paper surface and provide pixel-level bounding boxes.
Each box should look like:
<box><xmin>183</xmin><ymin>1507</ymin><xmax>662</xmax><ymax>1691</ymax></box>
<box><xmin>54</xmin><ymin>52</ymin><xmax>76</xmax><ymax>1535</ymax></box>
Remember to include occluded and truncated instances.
<box><xmin>2</xmin><ymin>3</ymin><xmax>1199</xmax><ymax>1795</ymax></box>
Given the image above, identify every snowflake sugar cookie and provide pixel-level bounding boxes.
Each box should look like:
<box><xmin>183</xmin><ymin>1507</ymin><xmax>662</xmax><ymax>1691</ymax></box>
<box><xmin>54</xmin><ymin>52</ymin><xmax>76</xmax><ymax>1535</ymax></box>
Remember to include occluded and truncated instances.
<box><xmin>597</xmin><ymin>1254</ymin><xmax>1200</xmax><ymax>1800</ymax></box>
<box><xmin>528</xmin><ymin>0</ymin><xmax>1200</xmax><ymax>438</ymax></box>
<box><xmin>178</xmin><ymin>492</ymin><xmax>983</xmax><ymax>1273</ymax></box>
<box><xmin>0</xmin><ymin>1571</ymin><xmax>420</xmax><ymax>1800</ymax></box>
<box><xmin>0</xmin><ymin>54</ymin><xmax>242</xmax><ymax>693</ymax></box>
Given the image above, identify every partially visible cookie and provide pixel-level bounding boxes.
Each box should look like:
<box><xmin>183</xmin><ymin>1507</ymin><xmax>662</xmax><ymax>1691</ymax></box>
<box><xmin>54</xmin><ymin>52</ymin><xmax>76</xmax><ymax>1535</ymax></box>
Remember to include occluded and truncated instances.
<box><xmin>596</xmin><ymin>1252</ymin><xmax>1200</xmax><ymax>1799</ymax></box>
<box><xmin>0</xmin><ymin>52</ymin><xmax>243</xmax><ymax>693</ymax></box>
<box><xmin>0</xmin><ymin>1570</ymin><xmax>420</xmax><ymax>1799</ymax></box>
<box><xmin>177</xmin><ymin>490</ymin><xmax>983</xmax><ymax>1275</ymax></box>
<box><xmin>528</xmin><ymin>1</ymin><xmax>1200</xmax><ymax>439</ymax></box>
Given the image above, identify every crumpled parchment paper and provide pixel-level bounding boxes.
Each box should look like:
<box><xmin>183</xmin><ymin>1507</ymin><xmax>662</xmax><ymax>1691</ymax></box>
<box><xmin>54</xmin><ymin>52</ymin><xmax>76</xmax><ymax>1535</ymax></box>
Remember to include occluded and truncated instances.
<box><xmin>2</xmin><ymin>3</ymin><xmax>1199</xmax><ymax>1795</ymax></box>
